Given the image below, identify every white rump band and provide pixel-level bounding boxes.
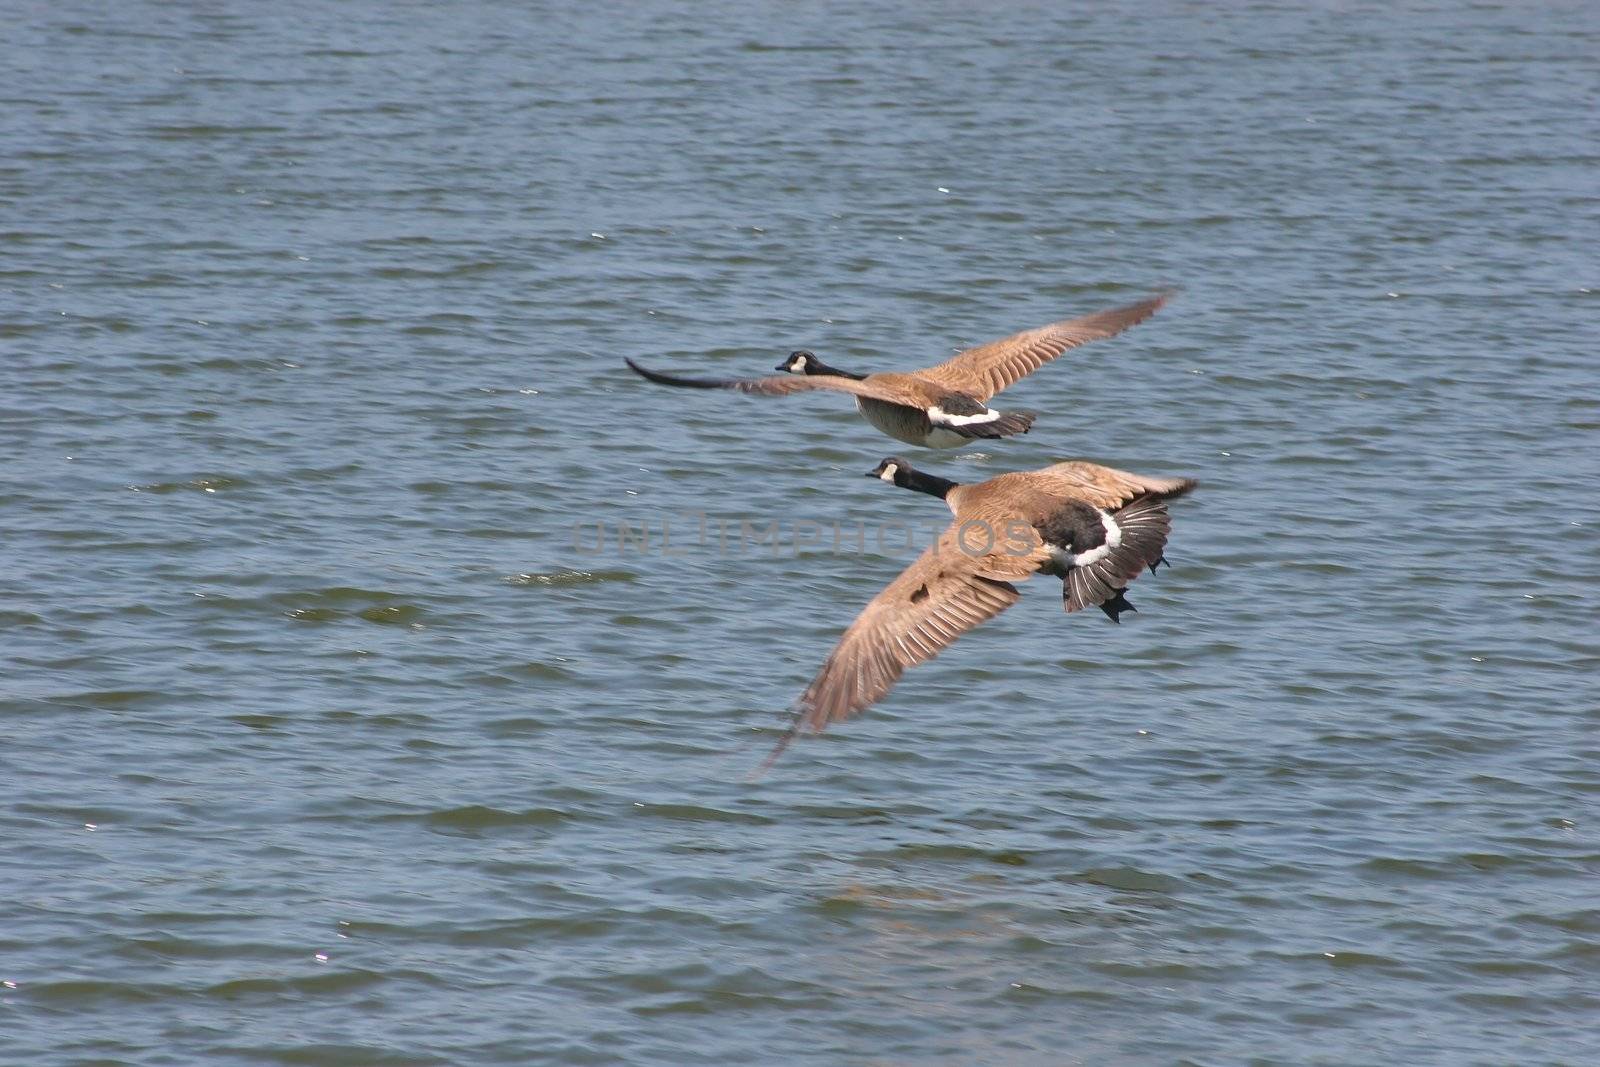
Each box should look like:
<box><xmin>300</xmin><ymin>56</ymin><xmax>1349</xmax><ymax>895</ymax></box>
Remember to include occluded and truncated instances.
<box><xmin>928</xmin><ymin>405</ymin><xmax>1001</xmax><ymax>427</ymax></box>
<box><xmin>1068</xmin><ymin>512</ymin><xmax>1123</xmax><ymax>567</ymax></box>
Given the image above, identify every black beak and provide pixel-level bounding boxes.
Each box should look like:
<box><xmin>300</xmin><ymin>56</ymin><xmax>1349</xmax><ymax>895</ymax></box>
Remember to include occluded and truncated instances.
<box><xmin>774</xmin><ymin>363</ymin><xmax>788</xmax><ymax>372</ymax></box>
<box><xmin>864</xmin><ymin>468</ymin><xmax>881</xmax><ymax>478</ymax></box>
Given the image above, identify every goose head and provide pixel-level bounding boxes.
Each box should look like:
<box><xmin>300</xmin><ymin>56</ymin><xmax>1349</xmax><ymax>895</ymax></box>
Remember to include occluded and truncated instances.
<box><xmin>776</xmin><ymin>350</ymin><xmax>819</xmax><ymax>375</ymax></box>
<box><xmin>865</xmin><ymin>457</ymin><xmax>914</xmax><ymax>484</ymax></box>
<box><xmin>866</xmin><ymin>457</ymin><xmax>958</xmax><ymax>500</ymax></box>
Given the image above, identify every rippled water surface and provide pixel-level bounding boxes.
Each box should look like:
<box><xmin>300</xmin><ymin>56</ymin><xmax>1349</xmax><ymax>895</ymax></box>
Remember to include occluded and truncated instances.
<box><xmin>5</xmin><ymin>1</ymin><xmax>1599</xmax><ymax>1063</ymax></box>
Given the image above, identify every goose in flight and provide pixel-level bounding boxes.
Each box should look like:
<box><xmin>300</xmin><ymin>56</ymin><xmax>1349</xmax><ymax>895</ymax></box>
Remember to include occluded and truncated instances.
<box><xmin>763</xmin><ymin>456</ymin><xmax>1196</xmax><ymax>766</ymax></box>
<box><xmin>626</xmin><ymin>293</ymin><xmax>1169</xmax><ymax>448</ymax></box>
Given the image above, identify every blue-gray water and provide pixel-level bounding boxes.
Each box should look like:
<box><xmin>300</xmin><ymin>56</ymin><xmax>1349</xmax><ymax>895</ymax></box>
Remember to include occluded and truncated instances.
<box><xmin>4</xmin><ymin>1</ymin><xmax>1598</xmax><ymax>1063</ymax></box>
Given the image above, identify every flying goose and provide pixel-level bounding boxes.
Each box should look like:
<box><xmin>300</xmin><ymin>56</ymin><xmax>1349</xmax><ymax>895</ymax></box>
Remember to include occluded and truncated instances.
<box><xmin>764</xmin><ymin>457</ymin><xmax>1196</xmax><ymax>765</ymax></box>
<box><xmin>625</xmin><ymin>293</ymin><xmax>1169</xmax><ymax>449</ymax></box>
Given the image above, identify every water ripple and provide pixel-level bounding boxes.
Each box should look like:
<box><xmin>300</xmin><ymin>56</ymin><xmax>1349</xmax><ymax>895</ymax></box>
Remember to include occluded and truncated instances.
<box><xmin>4</xmin><ymin>2</ymin><xmax>1597</xmax><ymax>1065</ymax></box>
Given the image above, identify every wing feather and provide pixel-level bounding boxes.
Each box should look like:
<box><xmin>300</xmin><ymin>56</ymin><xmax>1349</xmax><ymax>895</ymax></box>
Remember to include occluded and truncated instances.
<box><xmin>919</xmin><ymin>292</ymin><xmax>1171</xmax><ymax>400</ymax></box>
<box><xmin>1025</xmin><ymin>461</ymin><xmax>1197</xmax><ymax>511</ymax></box>
<box><xmin>777</xmin><ymin>537</ymin><xmax>1024</xmax><ymax>753</ymax></box>
<box><xmin>625</xmin><ymin>359</ymin><xmax>915</xmax><ymax>404</ymax></box>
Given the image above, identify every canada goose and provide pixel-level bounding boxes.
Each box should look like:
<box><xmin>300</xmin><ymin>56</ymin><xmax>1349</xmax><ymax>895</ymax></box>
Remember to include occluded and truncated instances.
<box><xmin>625</xmin><ymin>293</ymin><xmax>1169</xmax><ymax>449</ymax></box>
<box><xmin>764</xmin><ymin>457</ymin><xmax>1196</xmax><ymax>765</ymax></box>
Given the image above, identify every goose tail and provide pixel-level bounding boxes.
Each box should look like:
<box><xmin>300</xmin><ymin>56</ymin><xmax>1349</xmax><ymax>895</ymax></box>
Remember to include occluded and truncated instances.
<box><xmin>1062</xmin><ymin>494</ymin><xmax>1175</xmax><ymax>615</ymax></box>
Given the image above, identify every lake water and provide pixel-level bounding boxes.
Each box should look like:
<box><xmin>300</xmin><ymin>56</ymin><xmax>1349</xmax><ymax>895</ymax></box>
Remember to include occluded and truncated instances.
<box><xmin>4</xmin><ymin>1</ymin><xmax>1598</xmax><ymax>1063</ymax></box>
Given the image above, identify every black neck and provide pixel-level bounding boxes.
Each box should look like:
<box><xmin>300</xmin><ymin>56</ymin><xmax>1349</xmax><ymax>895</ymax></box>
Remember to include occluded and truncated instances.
<box><xmin>895</xmin><ymin>468</ymin><xmax>958</xmax><ymax>499</ymax></box>
<box><xmin>810</xmin><ymin>360</ymin><xmax>868</xmax><ymax>381</ymax></box>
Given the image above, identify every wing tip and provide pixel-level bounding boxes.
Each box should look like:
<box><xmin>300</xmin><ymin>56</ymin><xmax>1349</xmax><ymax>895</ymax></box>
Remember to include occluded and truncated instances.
<box><xmin>747</xmin><ymin>723</ymin><xmax>798</xmax><ymax>780</ymax></box>
<box><xmin>622</xmin><ymin>356</ymin><xmax>668</xmax><ymax>383</ymax></box>
<box><xmin>623</xmin><ymin>358</ymin><xmax>740</xmax><ymax>390</ymax></box>
<box><xmin>1128</xmin><ymin>288</ymin><xmax>1177</xmax><ymax>319</ymax></box>
<box><xmin>1122</xmin><ymin>476</ymin><xmax>1200</xmax><ymax>503</ymax></box>
<box><xmin>1171</xmin><ymin>476</ymin><xmax>1199</xmax><ymax>498</ymax></box>
<box><xmin>748</xmin><ymin>694</ymin><xmax>837</xmax><ymax>776</ymax></box>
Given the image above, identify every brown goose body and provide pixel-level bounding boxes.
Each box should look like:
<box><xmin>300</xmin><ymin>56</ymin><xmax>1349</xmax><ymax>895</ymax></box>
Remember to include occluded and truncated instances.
<box><xmin>763</xmin><ymin>457</ymin><xmax>1196</xmax><ymax>766</ymax></box>
<box><xmin>624</xmin><ymin>293</ymin><xmax>1168</xmax><ymax>448</ymax></box>
<box><xmin>852</xmin><ymin>394</ymin><xmax>1025</xmax><ymax>449</ymax></box>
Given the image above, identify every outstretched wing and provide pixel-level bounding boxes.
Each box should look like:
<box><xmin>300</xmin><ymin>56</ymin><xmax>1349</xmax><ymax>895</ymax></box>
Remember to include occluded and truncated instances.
<box><xmin>919</xmin><ymin>292</ymin><xmax>1171</xmax><ymax>401</ymax></box>
<box><xmin>764</xmin><ymin>535</ymin><xmax>1023</xmax><ymax>765</ymax></box>
<box><xmin>625</xmin><ymin>358</ymin><xmax>892</xmax><ymax>401</ymax></box>
<box><xmin>1028</xmin><ymin>461</ymin><xmax>1196</xmax><ymax>511</ymax></box>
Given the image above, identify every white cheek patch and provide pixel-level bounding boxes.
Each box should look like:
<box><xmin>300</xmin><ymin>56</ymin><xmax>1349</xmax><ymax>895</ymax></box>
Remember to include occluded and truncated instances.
<box><xmin>928</xmin><ymin>405</ymin><xmax>1002</xmax><ymax>427</ymax></box>
<box><xmin>1068</xmin><ymin>512</ymin><xmax>1122</xmax><ymax>567</ymax></box>
<box><xmin>878</xmin><ymin>465</ymin><xmax>898</xmax><ymax>482</ymax></box>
